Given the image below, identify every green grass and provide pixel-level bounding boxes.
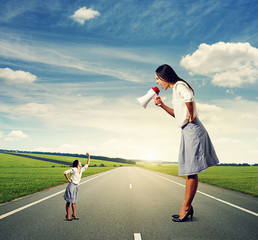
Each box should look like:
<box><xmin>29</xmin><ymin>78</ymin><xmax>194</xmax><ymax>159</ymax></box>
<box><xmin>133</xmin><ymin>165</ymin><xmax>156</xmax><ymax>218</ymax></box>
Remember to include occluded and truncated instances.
<box><xmin>14</xmin><ymin>153</ymin><xmax>130</xmax><ymax>167</ymax></box>
<box><xmin>1</xmin><ymin>167</ymin><xmax>68</xmax><ymax>203</ymax></box>
<box><xmin>198</xmin><ymin>166</ymin><xmax>258</xmax><ymax>196</ymax></box>
<box><xmin>0</xmin><ymin>153</ymin><xmax>128</xmax><ymax>203</ymax></box>
<box><xmin>136</xmin><ymin>162</ymin><xmax>179</xmax><ymax>175</ymax></box>
<box><xmin>0</xmin><ymin>153</ymin><xmax>65</xmax><ymax>168</ymax></box>
<box><xmin>137</xmin><ymin>162</ymin><xmax>258</xmax><ymax>196</ymax></box>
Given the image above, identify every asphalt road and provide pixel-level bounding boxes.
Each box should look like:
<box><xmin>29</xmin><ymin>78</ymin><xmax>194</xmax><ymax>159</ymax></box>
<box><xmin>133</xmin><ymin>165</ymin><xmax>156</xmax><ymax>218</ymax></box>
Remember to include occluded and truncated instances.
<box><xmin>0</xmin><ymin>167</ymin><xmax>257</xmax><ymax>240</ymax></box>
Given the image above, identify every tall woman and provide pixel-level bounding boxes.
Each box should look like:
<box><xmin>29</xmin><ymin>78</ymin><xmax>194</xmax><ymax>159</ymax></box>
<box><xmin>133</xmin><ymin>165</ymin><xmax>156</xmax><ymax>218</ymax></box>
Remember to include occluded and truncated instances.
<box><xmin>64</xmin><ymin>152</ymin><xmax>90</xmax><ymax>221</ymax></box>
<box><xmin>154</xmin><ymin>64</ymin><xmax>219</xmax><ymax>222</ymax></box>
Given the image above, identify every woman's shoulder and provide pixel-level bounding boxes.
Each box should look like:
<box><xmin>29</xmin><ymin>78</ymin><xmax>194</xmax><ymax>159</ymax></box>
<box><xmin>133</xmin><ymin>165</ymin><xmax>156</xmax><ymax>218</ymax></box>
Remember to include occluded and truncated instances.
<box><xmin>174</xmin><ymin>80</ymin><xmax>189</xmax><ymax>88</ymax></box>
<box><xmin>174</xmin><ymin>81</ymin><xmax>194</xmax><ymax>100</ymax></box>
<box><xmin>64</xmin><ymin>167</ymin><xmax>75</xmax><ymax>174</ymax></box>
<box><xmin>68</xmin><ymin>167</ymin><xmax>77</xmax><ymax>173</ymax></box>
<box><xmin>174</xmin><ymin>81</ymin><xmax>189</xmax><ymax>93</ymax></box>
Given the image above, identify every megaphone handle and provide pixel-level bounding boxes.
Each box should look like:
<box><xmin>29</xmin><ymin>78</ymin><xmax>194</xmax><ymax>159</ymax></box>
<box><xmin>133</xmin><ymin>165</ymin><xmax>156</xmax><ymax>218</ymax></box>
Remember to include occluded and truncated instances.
<box><xmin>154</xmin><ymin>94</ymin><xmax>162</xmax><ymax>106</ymax></box>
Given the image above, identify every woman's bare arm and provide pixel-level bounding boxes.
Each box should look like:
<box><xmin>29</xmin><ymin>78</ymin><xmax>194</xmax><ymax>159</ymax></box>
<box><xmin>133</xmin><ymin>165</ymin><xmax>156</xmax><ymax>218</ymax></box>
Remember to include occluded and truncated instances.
<box><xmin>86</xmin><ymin>152</ymin><xmax>90</xmax><ymax>165</ymax></box>
<box><xmin>185</xmin><ymin>101</ymin><xmax>197</xmax><ymax>122</ymax></box>
<box><xmin>64</xmin><ymin>173</ymin><xmax>71</xmax><ymax>182</ymax></box>
<box><xmin>154</xmin><ymin>96</ymin><xmax>175</xmax><ymax>117</ymax></box>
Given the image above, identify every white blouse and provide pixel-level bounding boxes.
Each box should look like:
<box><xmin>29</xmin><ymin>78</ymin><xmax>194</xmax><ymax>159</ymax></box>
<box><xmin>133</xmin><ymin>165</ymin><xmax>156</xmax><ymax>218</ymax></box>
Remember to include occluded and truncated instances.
<box><xmin>64</xmin><ymin>164</ymin><xmax>88</xmax><ymax>184</ymax></box>
<box><xmin>172</xmin><ymin>81</ymin><xmax>198</xmax><ymax>128</ymax></box>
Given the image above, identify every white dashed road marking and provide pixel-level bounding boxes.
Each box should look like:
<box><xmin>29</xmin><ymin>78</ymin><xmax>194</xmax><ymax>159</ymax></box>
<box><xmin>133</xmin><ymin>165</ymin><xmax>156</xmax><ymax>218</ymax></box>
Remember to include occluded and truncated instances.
<box><xmin>134</xmin><ymin>233</ymin><xmax>142</xmax><ymax>240</ymax></box>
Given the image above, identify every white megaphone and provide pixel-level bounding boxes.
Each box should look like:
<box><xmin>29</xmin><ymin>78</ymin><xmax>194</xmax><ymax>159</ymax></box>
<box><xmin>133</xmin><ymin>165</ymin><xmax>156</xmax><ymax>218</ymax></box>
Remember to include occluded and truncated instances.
<box><xmin>137</xmin><ymin>86</ymin><xmax>160</xmax><ymax>108</ymax></box>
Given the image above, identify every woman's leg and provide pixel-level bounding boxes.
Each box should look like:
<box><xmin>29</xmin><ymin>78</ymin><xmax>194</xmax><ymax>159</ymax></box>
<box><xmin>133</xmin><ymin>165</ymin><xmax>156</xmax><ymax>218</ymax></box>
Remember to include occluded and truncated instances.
<box><xmin>72</xmin><ymin>203</ymin><xmax>76</xmax><ymax>218</ymax></box>
<box><xmin>66</xmin><ymin>202</ymin><xmax>71</xmax><ymax>219</ymax></box>
<box><xmin>179</xmin><ymin>174</ymin><xmax>198</xmax><ymax>218</ymax></box>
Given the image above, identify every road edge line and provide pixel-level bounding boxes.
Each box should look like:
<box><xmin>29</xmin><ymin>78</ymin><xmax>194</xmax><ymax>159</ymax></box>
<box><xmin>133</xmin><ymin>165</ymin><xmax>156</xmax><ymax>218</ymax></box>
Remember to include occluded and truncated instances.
<box><xmin>0</xmin><ymin>168</ymin><xmax>116</xmax><ymax>220</ymax></box>
<box><xmin>146</xmin><ymin>170</ymin><xmax>258</xmax><ymax>217</ymax></box>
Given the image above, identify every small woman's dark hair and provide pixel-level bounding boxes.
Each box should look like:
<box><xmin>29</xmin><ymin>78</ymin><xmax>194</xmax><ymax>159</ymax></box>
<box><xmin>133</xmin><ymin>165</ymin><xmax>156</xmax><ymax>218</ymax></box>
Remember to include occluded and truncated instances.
<box><xmin>73</xmin><ymin>160</ymin><xmax>79</xmax><ymax>167</ymax></box>
<box><xmin>156</xmin><ymin>64</ymin><xmax>194</xmax><ymax>94</ymax></box>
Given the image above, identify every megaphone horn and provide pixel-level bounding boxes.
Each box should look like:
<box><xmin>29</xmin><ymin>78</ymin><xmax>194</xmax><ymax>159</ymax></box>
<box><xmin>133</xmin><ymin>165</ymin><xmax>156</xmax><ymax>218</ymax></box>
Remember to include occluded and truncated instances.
<box><xmin>137</xmin><ymin>87</ymin><xmax>160</xmax><ymax>108</ymax></box>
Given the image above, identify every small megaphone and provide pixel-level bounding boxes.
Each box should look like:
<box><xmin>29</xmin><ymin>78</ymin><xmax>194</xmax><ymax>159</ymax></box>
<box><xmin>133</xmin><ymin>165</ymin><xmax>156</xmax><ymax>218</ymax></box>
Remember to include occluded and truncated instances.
<box><xmin>137</xmin><ymin>86</ymin><xmax>160</xmax><ymax>108</ymax></box>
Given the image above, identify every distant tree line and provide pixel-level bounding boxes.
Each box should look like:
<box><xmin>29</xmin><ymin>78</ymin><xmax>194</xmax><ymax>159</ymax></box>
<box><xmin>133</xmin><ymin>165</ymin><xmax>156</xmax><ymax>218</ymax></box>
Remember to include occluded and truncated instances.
<box><xmin>0</xmin><ymin>149</ymin><xmax>136</xmax><ymax>165</ymax></box>
<box><xmin>218</xmin><ymin>163</ymin><xmax>258</xmax><ymax>166</ymax></box>
<box><xmin>1</xmin><ymin>149</ymin><xmax>257</xmax><ymax>166</ymax></box>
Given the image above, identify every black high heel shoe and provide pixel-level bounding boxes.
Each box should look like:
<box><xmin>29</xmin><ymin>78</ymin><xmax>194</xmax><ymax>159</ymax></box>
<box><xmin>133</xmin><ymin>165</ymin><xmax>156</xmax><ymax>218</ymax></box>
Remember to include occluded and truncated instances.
<box><xmin>66</xmin><ymin>215</ymin><xmax>72</xmax><ymax>221</ymax></box>
<box><xmin>172</xmin><ymin>205</ymin><xmax>193</xmax><ymax>218</ymax></box>
<box><xmin>172</xmin><ymin>206</ymin><xmax>194</xmax><ymax>222</ymax></box>
<box><xmin>72</xmin><ymin>214</ymin><xmax>79</xmax><ymax>220</ymax></box>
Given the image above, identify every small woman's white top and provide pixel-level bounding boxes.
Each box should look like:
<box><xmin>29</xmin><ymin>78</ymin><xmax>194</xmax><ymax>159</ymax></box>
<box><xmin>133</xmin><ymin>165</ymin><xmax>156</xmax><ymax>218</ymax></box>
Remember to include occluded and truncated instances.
<box><xmin>64</xmin><ymin>164</ymin><xmax>88</xmax><ymax>184</ymax></box>
<box><xmin>172</xmin><ymin>81</ymin><xmax>198</xmax><ymax>128</ymax></box>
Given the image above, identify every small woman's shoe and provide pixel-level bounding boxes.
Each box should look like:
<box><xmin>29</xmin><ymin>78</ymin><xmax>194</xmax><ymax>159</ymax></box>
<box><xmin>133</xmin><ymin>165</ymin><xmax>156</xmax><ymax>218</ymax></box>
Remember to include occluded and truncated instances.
<box><xmin>66</xmin><ymin>215</ymin><xmax>72</xmax><ymax>221</ymax></box>
<box><xmin>172</xmin><ymin>206</ymin><xmax>194</xmax><ymax>222</ymax></box>
<box><xmin>72</xmin><ymin>214</ymin><xmax>79</xmax><ymax>220</ymax></box>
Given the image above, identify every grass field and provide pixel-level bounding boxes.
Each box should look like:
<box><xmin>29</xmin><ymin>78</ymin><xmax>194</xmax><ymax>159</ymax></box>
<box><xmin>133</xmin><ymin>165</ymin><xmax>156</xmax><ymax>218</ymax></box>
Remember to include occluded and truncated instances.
<box><xmin>137</xmin><ymin>162</ymin><xmax>258</xmax><ymax>196</ymax></box>
<box><xmin>0</xmin><ymin>153</ymin><xmax>129</xmax><ymax>203</ymax></box>
<box><xmin>13</xmin><ymin>153</ymin><xmax>131</xmax><ymax>167</ymax></box>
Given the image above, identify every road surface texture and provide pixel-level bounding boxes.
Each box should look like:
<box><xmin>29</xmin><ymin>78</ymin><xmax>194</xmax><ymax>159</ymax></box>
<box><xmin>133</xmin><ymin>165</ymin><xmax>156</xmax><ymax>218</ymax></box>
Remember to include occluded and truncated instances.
<box><xmin>0</xmin><ymin>167</ymin><xmax>257</xmax><ymax>240</ymax></box>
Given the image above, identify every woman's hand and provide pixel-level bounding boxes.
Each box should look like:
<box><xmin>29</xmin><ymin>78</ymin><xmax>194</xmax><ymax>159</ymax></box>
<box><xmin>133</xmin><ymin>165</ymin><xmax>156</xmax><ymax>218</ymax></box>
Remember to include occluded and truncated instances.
<box><xmin>189</xmin><ymin>116</ymin><xmax>197</xmax><ymax>123</ymax></box>
<box><xmin>64</xmin><ymin>173</ymin><xmax>72</xmax><ymax>182</ymax></box>
<box><xmin>185</xmin><ymin>102</ymin><xmax>197</xmax><ymax>123</ymax></box>
<box><xmin>86</xmin><ymin>152</ymin><xmax>90</xmax><ymax>165</ymax></box>
<box><xmin>154</xmin><ymin>96</ymin><xmax>163</xmax><ymax>106</ymax></box>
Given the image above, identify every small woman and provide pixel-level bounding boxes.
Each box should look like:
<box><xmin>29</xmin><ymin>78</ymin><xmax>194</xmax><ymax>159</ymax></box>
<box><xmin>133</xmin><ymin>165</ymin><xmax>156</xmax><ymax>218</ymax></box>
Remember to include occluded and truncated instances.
<box><xmin>64</xmin><ymin>152</ymin><xmax>90</xmax><ymax>221</ymax></box>
<box><xmin>154</xmin><ymin>64</ymin><xmax>219</xmax><ymax>222</ymax></box>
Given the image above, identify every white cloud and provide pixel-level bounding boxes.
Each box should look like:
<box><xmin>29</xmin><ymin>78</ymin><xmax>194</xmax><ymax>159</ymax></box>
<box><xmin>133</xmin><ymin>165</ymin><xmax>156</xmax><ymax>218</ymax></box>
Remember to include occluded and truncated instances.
<box><xmin>197</xmin><ymin>103</ymin><xmax>223</xmax><ymax>112</ymax></box>
<box><xmin>18</xmin><ymin>103</ymin><xmax>55</xmax><ymax>119</ymax></box>
<box><xmin>0</xmin><ymin>68</ymin><xmax>37</xmax><ymax>84</ymax></box>
<box><xmin>235</xmin><ymin>96</ymin><xmax>242</xmax><ymax>101</ymax></box>
<box><xmin>196</xmin><ymin>103</ymin><xmax>223</xmax><ymax>127</ymax></box>
<box><xmin>226</xmin><ymin>89</ymin><xmax>235</xmax><ymax>94</ymax></box>
<box><xmin>241</xmin><ymin>113</ymin><xmax>258</xmax><ymax>120</ymax></box>
<box><xmin>199</xmin><ymin>99</ymin><xmax>258</xmax><ymax>164</ymax></box>
<box><xmin>180</xmin><ymin>42</ymin><xmax>258</xmax><ymax>88</ymax></box>
<box><xmin>214</xmin><ymin>138</ymin><xmax>241</xmax><ymax>144</ymax></box>
<box><xmin>70</xmin><ymin>6</ymin><xmax>100</xmax><ymax>24</ymax></box>
<box><xmin>4</xmin><ymin>130</ymin><xmax>28</xmax><ymax>141</ymax></box>
<box><xmin>32</xmin><ymin>138</ymin><xmax>170</xmax><ymax>162</ymax></box>
<box><xmin>0</xmin><ymin>102</ymin><xmax>56</xmax><ymax>122</ymax></box>
<box><xmin>201</xmin><ymin>98</ymin><xmax>258</xmax><ymax>134</ymax></box>
<box><xmin>212</xmin><ymin>65</ymin><xmax>257</xmax><ymax>87</ymax></box>
<box><xmin>0</xmin><ymin>39</ymin><xmax>147</xmax><ymax>83</ymax></box>
<box><xmin>56</xmin><ymin>144</ymin><xmax>84</xmax><ymax>154</ymax></box>
<box><xmin>0</xmin><ymin>132</ymin><xmax>3</xmax><ymax>138</ymax></box>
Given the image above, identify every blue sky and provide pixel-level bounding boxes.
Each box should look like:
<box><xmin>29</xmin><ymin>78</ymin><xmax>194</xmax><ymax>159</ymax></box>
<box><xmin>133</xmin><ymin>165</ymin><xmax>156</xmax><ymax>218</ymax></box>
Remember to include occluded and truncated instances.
<box><xmin>0</xmin><ymin>0</ymin><xmax>258</xmax><ymax>163</ymax></box>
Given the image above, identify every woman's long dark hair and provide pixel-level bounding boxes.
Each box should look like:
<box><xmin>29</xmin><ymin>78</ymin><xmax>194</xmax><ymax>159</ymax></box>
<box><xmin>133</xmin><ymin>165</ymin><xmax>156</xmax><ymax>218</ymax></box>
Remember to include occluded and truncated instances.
<box><xmin>73</xmin><ymin>160</ymin><xmax>79</xmax><ymax>167</ymax></box>
<box><xmin>155</xmin><ymin>64</ymin><xmax>194</xmax><ymax>94</ymax></box>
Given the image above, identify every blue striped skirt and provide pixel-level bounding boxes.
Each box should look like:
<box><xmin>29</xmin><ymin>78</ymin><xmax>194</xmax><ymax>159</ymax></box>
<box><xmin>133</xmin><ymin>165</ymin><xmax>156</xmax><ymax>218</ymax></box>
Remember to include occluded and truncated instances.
<box><xmin>178</xmin><ymin>118</ymin><xmax>219</xmax><ymax>176</ymax></box>
<box><xmin>64</xmin><ymin>182</ymin><xmax>78</xmax><ymax>204</ymax></box>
